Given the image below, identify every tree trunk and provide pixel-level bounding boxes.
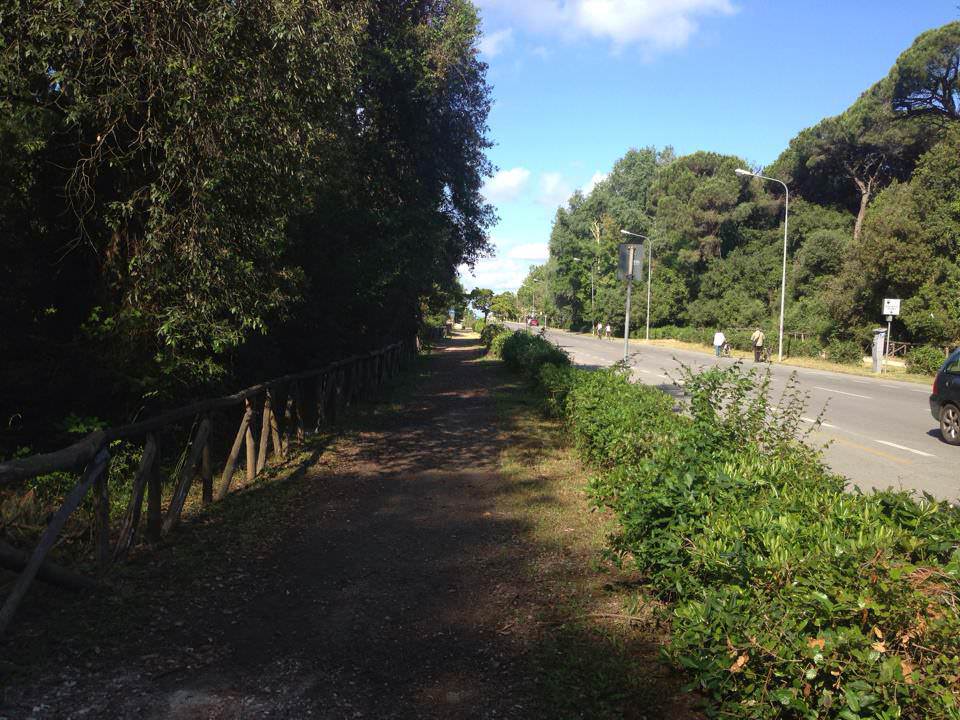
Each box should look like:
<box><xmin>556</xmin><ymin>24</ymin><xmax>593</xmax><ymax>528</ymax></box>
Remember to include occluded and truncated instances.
<box><xmin>853</xmin><ymin>177</ymin><xmax>872</xmax><ymax>243</ymax></box>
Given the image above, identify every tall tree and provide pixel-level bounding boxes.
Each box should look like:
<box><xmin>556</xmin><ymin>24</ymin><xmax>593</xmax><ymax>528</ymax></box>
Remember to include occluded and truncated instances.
<box><xmin>890</xmin><ymin>21</ymin><xmax>960</xmax><ymax>123</ymax></box>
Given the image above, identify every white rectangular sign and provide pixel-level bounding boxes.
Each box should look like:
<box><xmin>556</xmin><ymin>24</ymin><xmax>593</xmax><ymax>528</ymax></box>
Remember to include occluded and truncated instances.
<box><xmin>882</xmin><ymin>298</ymin><xmax>901</xmax><ymax>316</ymax></box>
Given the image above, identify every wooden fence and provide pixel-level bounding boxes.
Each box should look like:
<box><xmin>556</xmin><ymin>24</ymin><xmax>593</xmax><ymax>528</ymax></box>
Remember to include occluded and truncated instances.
<box><xmin>0</xmin><ymin>338</ymin><xmax>416</xmax><ymax>635</ymax></box>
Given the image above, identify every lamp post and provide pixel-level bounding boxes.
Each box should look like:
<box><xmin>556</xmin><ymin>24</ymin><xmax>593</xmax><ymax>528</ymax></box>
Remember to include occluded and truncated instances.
<box><xmin>735</xmin><ymin>168</ymin><xmax>790</xmax><ymax>362</ymax></box>
<box><xmin>620</xmin><ymin>229</ymin><xmax>649</xmax><ymax>357</ymax></box>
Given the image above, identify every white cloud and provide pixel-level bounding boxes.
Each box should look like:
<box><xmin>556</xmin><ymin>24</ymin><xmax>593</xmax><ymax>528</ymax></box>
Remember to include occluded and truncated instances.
<box><xmin>476</xmin><ymin>0</ymin><xmax>735</xmax><ymax>51</ymax></box>
<box><xmin>478</xmin><ymin>28</ymin><xmax>514</xmax><ymax>57</ymax></box>
<box><xmin>482</xmin><ymin>167</ymin><xmax>531</xmax><ymax>202</ymax></box>
<box><xmin>538</xmin><ymin>172</ymin><xmax>573</xmax><ymax>207</ymax></box>
<box><xmin>584</xmin><ymin>171</ymin><xmax>608</xmax><ymax>195</ymax></box>
<box><xmin>506</xmin><ymin>242</ymin><xmax>549</xmax><ymax>260</ymax></box>
<box><xmin>459</xmin><ymin>257</ymin><xmax>531</xmax><ymax>293</ymax></box>
<box><xmin>459</xmin><ymin>236</ymin><xmax>549</xmax><ymax>292</ymax></box>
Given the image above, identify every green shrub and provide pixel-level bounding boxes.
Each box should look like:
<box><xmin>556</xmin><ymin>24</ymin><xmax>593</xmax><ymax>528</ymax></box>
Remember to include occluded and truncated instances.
<box><xmin>488</xmin><ymin>329</ymin><xmax>513</xmax><ymax>358</ymax></box>
<box><xmin>786</xmin><ymin>335</ymin><xmax>824</xmax><ymax>358</ymax></box>
<box><xmin>538</xmin><ymin>363</ymin><xmax>582</xmax><ymax>418</ymax></box>
<box><xmin>826</xmin><ymin>338</ymin><xmax>865</xmax><ymax>365</ymax></box>
<box><xmin>499</xmin><ymin>331</ymin><xmax>569</xmax><ymax>378</ymax></box>
<box><xmin>472</xmin><ymin>318</ymin><xmax>486</xmax><ymax>334</ymax></box>
<box><xmin>590</xmin><ymin>364</ymin><xmax>960</xmax><ymax>719</ymax></box>
<box><xmin>480</xmin><ymin>322</ymin><xmax>505</xmax><ymax>349</ymax></box>
<box><xmin>499</xmin><ymin>337</ymin><xmax>960</xmax><ymax>719</ymax></box>
<box><xmin>906</xmin><ymin>345</ymin><xmax>946</xmax><ymax>375</ymax></box>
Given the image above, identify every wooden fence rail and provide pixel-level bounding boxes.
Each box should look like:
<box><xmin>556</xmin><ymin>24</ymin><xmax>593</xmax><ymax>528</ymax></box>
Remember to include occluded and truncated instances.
<box><xmin>0</xmin><ymin>338</ymin><xmax>416</xmax><ymax>636</ymax></box>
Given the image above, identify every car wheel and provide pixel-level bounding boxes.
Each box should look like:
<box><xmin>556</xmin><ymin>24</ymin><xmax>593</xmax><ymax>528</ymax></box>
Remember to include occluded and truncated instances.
<box><xmin>940</xmin><ymin>403</ymin><xmax>960</xmax><ymax>446</ymax></box>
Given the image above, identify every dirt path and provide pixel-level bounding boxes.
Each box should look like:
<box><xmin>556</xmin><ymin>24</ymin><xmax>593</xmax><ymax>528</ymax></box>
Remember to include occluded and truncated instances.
<box><xmin>2</xmin><ymin>335</ymin><xmax>690</xmax><ymax>719</ymax></box>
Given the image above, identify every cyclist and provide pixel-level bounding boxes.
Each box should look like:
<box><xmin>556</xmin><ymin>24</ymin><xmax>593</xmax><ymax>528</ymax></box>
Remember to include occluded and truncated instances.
<box><xmin>712</xmin><ymin>330</ymin><xmax>726</xmax><ymax>358</ymax></box>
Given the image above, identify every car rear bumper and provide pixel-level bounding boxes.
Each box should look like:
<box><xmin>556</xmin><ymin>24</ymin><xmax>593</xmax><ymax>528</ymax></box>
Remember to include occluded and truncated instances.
<box><xmin>930</xmin><ymin>395</ymin><xmax>941</xmax><ymax>421</ymax></box>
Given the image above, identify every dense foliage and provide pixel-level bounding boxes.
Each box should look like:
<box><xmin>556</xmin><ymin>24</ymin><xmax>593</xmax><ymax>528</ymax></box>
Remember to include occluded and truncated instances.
<box><xmin>494</xmin><ymin>330</ymin><xmax>569</xmax><ymax>379</ymax></box>
<box><xmin>523</xmin><ymin>22</ymin><xmax>960</xmax><ymax>362</ymax></box>
<box><xmin>503</xmin><ymin>335</ymin><xmax>960</xmax><ymax>718</ymax></box>
<box><xmin>0</xmin><ymin>0</ymin><xmax>493</xmax><ymax>454</ymax></box>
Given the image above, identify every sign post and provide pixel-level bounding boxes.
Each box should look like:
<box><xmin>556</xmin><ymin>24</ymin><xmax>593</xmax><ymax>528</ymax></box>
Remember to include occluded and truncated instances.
<box><xmin>881</xmin><ymin>298</ymin><xmax>901</xmax><ymax>371</ymax></box>
<box><xmin>618</xmin><ymin>242</ymin><xmax>644</xmax><ymax>363</ymax></box>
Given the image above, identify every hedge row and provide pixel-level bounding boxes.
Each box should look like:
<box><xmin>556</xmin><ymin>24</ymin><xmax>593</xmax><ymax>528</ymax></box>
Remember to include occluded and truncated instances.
<box><xmin>497</xmin><ymin>336</ymin><xmax>960</xmax><ymax>719</ymax></box>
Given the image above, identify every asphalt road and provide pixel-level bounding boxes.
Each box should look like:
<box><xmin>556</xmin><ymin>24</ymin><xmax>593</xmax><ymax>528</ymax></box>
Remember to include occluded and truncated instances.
<box><xmin>505</xmin><ymin>323</ymin><xmax>958</xmax><ymax>504</ymax></box>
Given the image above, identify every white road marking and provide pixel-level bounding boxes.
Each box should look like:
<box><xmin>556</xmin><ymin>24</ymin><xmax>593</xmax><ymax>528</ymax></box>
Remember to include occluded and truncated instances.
<box><xmin>637</xmin><ymin>368</ymin><xmax>653</xmax><ymax>374</ymax></box>
<box><xmin>801</xmin><ymin>416</ymin><xmax>838</xmax><ymax>429</ymax></box>
<box><xmin>813</xmin><ymin>386</ymin><xmax>872</xmax><ymax>399</ymax></box>
<box><xmin>875</xmin><ymin>441</ymin><xmax>937</xmax><ymax>458</ymax></box>
<box><xmin>801</xmin><ymin>418</ymin><xmax>937</xmax><ymax>459</ymax></box>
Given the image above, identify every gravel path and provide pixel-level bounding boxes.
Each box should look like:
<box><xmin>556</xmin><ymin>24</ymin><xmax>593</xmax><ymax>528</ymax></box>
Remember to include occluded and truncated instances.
<box><xmin>2</xmin><ymin>337</ymin><xmax>555</xmax><ymax>719</ymax></box>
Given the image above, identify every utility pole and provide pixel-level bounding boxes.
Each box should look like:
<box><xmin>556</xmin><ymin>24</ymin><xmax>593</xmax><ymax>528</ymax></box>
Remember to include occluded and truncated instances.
<box><xmin>619</xmin><ymin>230</ymin><xmax>647</xmax><ymax>362</ymax></box>
<box><xmin>645</xmin><ymin>240</ymin><xmax>652</xmax><ymax>340</ymax></box>
<box><xmin>623</xmin><ymin>245</ymin><xmax>635</xmax><ymax>362</ymax></box>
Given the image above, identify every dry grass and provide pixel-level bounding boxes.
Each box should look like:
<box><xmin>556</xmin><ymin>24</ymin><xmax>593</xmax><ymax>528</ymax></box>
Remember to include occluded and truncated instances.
<box><xmin>487</xmin><ymin>358</ymin><xmax>703</xmax><ymax>719</ymax></box>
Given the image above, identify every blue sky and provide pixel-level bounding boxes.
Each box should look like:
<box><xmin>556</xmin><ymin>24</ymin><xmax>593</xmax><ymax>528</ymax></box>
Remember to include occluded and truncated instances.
<box><xmin>458</xmin><ymin>0</ymin><xmax>958</xmax><ymax>293</ymax></box>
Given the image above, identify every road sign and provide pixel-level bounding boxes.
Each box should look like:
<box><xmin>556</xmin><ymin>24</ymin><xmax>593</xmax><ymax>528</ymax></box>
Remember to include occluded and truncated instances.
<box><xmin>882</xmin><ymin>298</ymin><xmax>901</xmax><ymax>316</ymax></box>
<box><xmin>617</xmin><ymin>242</ymin><xmax>644</xmax><ymax>281</ymax></box>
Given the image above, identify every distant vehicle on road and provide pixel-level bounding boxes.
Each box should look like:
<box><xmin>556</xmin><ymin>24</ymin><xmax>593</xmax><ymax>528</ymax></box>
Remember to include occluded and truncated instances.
<box><xmin>930</xmin><ymin>348</ymin><xmax>960</xmax><ymax>445</ymax></box>
<box><xmin>527</xmin><ymin>317</ymin><xmax>539</xmax><ymax>326</ymax></box>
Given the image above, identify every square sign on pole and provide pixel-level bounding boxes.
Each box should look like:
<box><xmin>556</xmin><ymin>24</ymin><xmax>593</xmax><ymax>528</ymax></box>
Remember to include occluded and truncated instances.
<box><xmin>880</xmin><ymin>298</ymin><xmax>901</xmax><ymax>372</ymax></box>
<box><xmin>617</xmin><ymin>242</ymin><xmax>644</xmax><ymax>281</ymax></box>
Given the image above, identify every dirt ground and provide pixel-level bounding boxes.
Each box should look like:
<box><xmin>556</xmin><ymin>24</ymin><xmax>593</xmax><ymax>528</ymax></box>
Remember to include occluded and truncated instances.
<box><xmin>1</xmin><ymin>335</ymin><xmax>694</xmax><ymax>719</ymax></box>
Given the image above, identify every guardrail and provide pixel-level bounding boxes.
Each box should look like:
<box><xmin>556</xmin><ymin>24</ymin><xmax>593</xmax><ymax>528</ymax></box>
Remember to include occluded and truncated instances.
<box><xmin>0</xmin><ymin>338</ymin><xmax>418</xmax><ymax>635</ymax></box>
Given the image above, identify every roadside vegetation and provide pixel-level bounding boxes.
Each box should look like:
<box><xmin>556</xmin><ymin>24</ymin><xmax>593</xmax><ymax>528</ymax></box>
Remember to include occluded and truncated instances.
<box><xmin>513</xmin><ymin>22</ymin><xmax>960</xmax><ymax>367</ymax></box>
<box><xmin>0</xmin><ymin>1</ymin><xmax>493</xmax><ymax>458</ymax></box>
<box><xmin>489</xmin><ymin>328</ymin><xmax>960</xmax><ymax>719</ymax></box>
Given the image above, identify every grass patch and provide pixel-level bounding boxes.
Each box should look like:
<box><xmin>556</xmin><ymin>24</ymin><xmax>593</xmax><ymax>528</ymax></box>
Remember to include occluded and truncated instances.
<box><xmin>487</xmin><ymin>357</ymin><xmax>698</xmax><ymax>719</ymax></box>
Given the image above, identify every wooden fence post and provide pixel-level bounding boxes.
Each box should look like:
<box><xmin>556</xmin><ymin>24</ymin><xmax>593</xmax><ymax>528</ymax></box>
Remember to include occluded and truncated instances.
<box><xmin>147</xmin><ymin>437</ymin><xmax>162</xmax><ymax>543</ymax></box>
<box><xmin>0</xmin><ymin>446</ymin><xmax>109</xmax><ymax>636</ymax></box>
<box><xmin>256</xmin><ymin>392</ymin><xmax>274</xmax><ymax>474</ymax></box>
<box><xmin>245</xmin><ymin>419</ymin><xmax>256</xmax><ymax>484</ymax></box>
<box><xmin>162</xmin><ymin>418</ymin><xmax>211</xmax><ymax>535</ymax></box>
<box><xmin>294</xmin><ymin>382</ymin><xmax>306</xmax><ymax>443</ymax></box>
<box><xmin>95</xmin><ymin>458</ymin><xmax>112</xmax><ymax>568</ymax></box>
<box><xmin>201</xmin><ymin>436</ymin><xmax>213</xmax><ymax>506</ymax></box>
<box><xmin>114</xmin><ymin>433</ymin><xmax>157</xmax><ymax>562</ymax></box>
<box><xmin>315</xmin><ymin>374</ymin><xmax>327</xmax><ymax>430</ymax></box>
<box><xmin>270</xmin><ymin>393</ymin><xmax>283</xmax><ymax>460</ymax></box>
<box><xmin>218</xmin><ymin>401</ymin><xmax>253</xmax><ymax>500</ymax></box>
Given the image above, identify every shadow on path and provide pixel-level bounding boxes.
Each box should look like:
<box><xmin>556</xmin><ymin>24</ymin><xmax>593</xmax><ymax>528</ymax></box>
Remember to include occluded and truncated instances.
<box><xmin>2</xmin><ymin>335</ymin><xmax>692</xmax><ymax>719</ymax></box>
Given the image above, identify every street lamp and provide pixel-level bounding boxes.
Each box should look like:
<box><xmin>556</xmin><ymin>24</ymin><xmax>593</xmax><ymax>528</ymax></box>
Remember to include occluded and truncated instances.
<box><xmin>735</xmin><ymin>168</ymin><xmax>790</xmax><ymax>361</ymax></box>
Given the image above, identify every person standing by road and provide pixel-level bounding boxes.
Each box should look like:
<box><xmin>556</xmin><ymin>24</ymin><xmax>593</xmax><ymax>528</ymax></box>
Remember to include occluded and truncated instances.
<box><xmin>750</xmin><ymin>327</ymin><xmax>766</xmax><ymax>362</ymax></box>
<box><xmin>596</xmin><ymin>321</ymin><xmax>603</xmax><ymax>338</ymax></box>
<box><xmin>713</xmin><ymin>329</ymin><xmax>726</xmax><ymax>357</ymax></box>
<box><xmin>604</xmin><ymin>323</ymin><xmax>612</xmax><ymax>340</ymax></box>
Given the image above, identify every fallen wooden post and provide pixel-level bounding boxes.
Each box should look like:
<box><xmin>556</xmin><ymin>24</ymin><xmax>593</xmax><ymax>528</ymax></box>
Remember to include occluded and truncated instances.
<box><xmin>0</xmin><ymin>540</ymin><xmax>96</xmax><ymax>591</ymax></box>
<box><xmin>0</xmin><ymin>446</ymin><xmax>109</xmax><ymax>636</ymax></box>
